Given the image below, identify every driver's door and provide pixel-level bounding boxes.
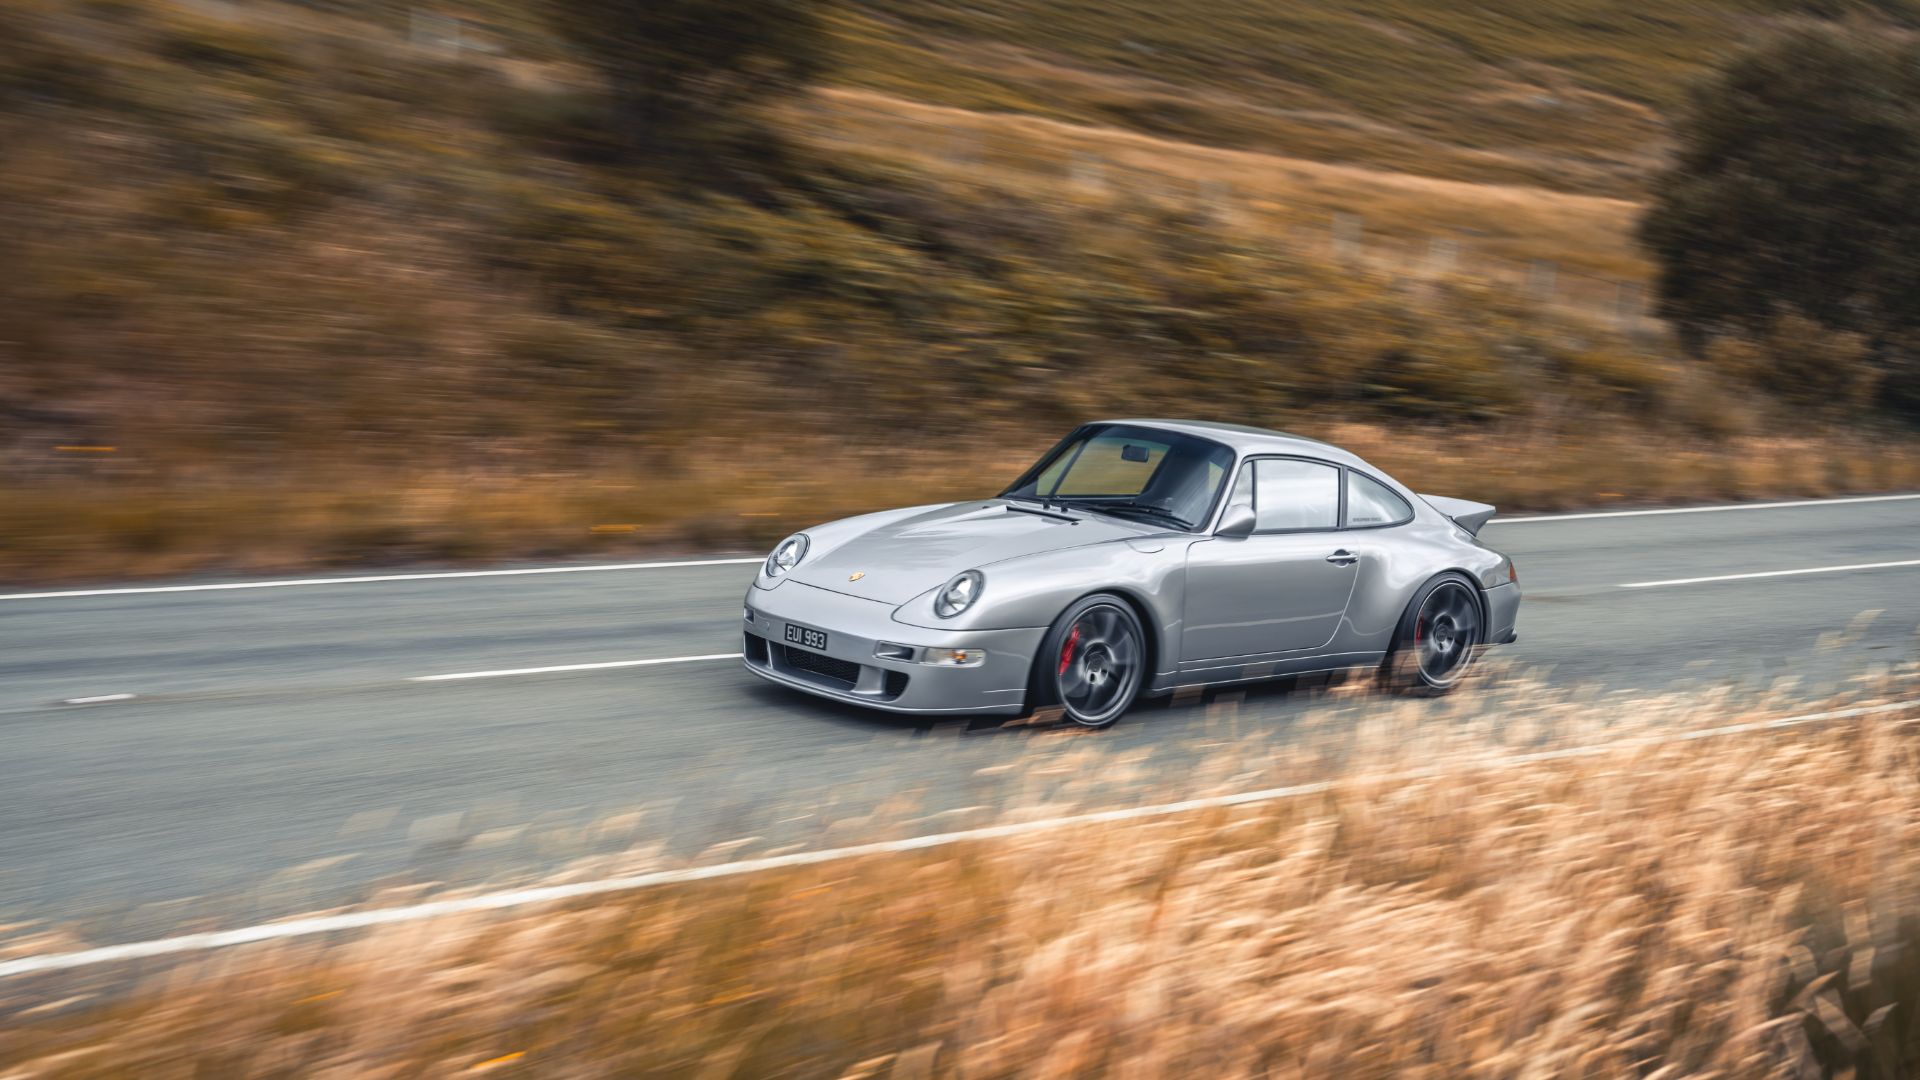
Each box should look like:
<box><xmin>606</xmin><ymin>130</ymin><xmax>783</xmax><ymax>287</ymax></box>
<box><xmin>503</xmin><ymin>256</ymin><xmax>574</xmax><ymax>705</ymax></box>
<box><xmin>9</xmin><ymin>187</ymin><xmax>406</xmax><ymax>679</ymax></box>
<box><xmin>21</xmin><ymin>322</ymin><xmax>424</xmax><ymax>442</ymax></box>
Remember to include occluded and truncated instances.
<box><xmin>1181</xmin><ymin>458</ymin><xmax>1358</xmax><ymax>663</ymax></box>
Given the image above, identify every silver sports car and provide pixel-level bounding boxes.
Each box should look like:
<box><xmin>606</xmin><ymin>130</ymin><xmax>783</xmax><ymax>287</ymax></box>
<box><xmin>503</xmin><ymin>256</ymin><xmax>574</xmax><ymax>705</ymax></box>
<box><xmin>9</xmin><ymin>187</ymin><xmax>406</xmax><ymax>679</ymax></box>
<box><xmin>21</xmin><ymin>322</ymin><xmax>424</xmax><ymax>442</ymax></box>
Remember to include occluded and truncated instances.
<box><xmin>742</xmin><ymin>419</ymin><xmax>1520</xmax><ymax>727</ymax></box>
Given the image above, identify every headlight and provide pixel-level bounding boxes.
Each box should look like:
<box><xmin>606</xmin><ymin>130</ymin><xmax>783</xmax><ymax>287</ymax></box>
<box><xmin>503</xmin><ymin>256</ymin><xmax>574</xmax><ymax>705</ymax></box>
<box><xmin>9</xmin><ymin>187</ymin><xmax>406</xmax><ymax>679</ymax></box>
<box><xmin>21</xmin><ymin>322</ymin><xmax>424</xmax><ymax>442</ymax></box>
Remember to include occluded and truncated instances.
<box><xmin>934</xmin><ymin>570</ymin><xmax>984</xmax><ymax>619</ymax></box>
<box><xmin>764</xmin><ymin>534</ymin><xmax>809</xmax><ymax>578</ymax></box>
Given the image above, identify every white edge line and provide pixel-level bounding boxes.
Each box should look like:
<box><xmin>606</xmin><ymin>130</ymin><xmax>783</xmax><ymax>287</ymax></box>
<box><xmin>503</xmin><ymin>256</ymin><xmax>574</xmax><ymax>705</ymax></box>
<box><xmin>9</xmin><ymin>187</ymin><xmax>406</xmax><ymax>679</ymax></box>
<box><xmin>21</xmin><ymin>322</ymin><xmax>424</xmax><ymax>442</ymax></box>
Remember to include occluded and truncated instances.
<box><xmin>1620</xmin><ymin>559</ymin><xmax>1920</xmax><ymax>589</ymax></box>
<box><xmin>1</xmin><ymin>699</ymin><xmax>1911</xmax><ymax>981</ymax></box>
<box><xmin>0</xmin><ymin>559</ymin><xmax>766</xmax><ymax>602</ymax></box>
<box><xmin>4</xmin><ymin>493</ymin><xmax>1915</xmax><ymax>603</ymax></box>
<box><xmin>411</xmin><ymin>653</ymin><xmax>742</xmax><ymax>682</ymax></box>
<box><xmin>1493</xmin><ymin>492</ymin><xmax>1920</xmax><ymax>525</ymax></box>
<box><xmin>59</xmin><ymin>694</ymin><xmax>136</xmax><ymax>705</ymax></box>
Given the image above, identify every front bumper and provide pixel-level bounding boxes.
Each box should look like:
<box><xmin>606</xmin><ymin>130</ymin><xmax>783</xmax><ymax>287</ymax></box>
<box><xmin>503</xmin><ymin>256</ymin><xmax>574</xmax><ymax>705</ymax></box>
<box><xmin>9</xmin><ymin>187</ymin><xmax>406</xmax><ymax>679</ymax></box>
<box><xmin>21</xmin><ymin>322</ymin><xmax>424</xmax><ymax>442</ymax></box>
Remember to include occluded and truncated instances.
<box><xmin>742</xmin><ymin>580</ymin><xmax>1042</xmax><ymax>716</ymax></box>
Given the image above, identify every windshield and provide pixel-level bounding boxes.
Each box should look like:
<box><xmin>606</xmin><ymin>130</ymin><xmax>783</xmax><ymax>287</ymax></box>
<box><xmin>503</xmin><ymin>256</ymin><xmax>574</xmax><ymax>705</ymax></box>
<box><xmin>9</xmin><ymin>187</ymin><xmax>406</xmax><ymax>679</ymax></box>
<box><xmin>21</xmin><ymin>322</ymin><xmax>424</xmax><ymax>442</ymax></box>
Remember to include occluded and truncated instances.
<box><xmin>1001</xmin><ymin>424</ymin><xmax>1236</xmax><ymax>530</ymax></box>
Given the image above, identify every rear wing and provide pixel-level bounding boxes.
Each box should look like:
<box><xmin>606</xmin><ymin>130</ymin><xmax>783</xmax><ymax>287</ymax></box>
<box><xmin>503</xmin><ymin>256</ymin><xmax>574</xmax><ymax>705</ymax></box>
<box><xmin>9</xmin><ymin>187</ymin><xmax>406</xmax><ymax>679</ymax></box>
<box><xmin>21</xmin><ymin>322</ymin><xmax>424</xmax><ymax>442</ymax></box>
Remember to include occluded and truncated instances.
<box><xmin>1420</xmin><ymin>494</ymin><xmax>1496</xmax><ymax>536</ymax></box>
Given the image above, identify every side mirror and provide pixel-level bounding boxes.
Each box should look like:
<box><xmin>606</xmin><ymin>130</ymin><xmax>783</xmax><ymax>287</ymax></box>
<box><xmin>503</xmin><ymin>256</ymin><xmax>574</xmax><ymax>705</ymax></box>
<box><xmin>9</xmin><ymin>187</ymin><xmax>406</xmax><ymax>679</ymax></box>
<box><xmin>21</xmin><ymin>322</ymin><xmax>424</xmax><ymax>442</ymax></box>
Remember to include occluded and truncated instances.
<box><xmin>1215</xmin><ymin>503</ymin><xmax>1256</xmax><ymax>539</ymax></box>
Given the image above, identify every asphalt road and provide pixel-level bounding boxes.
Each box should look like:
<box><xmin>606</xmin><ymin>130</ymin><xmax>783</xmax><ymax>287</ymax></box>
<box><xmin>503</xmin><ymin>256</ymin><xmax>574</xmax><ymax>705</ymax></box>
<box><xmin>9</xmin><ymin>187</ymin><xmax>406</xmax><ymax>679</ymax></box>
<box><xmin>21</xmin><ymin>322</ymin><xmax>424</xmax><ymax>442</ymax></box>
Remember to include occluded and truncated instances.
<box><xmin>3</xmin><ymin>495</ymin><xmax>1918</xmax><ymax>943</ymax></box>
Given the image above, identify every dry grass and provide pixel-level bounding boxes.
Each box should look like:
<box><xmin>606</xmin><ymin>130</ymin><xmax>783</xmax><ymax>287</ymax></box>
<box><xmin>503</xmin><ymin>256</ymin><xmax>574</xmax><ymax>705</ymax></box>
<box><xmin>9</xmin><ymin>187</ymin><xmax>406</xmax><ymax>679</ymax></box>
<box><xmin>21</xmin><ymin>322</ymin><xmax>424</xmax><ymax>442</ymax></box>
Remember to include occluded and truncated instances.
<box><xmin>825</xmin><ymin>0</ymin><xmax>1723</xmax><ymax>196</ymax></box>
<box><xmin>3</xmin><ymin>673</ymin><xmax>1920</xmax><ymax>1076</ymax></box>
<box><xmin>5</xmin><ymin>425</ymin><xmax>1917</xmax><ymax>586</ymax></box>
<box><xmin>7</xmin><ymin>0</ymin><xmax>1919</xmax><ymax>590</ymax></box>
<box><xmin>1323</xmin><ymin>424</ymin><xmax>1920</xmax><ymax>513</ymax></box>
<box><xmin>801</xmin><ymin>88</ymin><xmax>1652</xmax><ymax>282</ymax></box>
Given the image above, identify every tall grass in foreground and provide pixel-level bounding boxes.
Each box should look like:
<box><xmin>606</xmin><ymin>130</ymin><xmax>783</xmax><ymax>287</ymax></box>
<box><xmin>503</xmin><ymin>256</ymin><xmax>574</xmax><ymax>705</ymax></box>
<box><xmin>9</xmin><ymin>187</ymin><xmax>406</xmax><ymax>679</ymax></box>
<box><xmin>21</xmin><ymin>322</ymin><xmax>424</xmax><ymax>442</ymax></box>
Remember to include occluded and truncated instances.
<box><xmin>2</xmin><ymin>677</ymin><xmax>1919</xmax><ymax>1077</ymax></box>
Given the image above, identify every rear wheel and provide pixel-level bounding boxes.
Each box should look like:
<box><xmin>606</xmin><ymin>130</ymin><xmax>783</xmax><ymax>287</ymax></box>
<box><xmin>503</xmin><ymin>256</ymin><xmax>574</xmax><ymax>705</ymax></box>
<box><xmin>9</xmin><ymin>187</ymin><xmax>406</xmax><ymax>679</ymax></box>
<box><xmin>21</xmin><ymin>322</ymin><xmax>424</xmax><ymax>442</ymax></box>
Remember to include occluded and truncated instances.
<box><xmin>1382</xmin><ymin>574</ymin><xmax>1483</xmax><ymax>695</ymax></box>
<box><xmin>1030</xmin><ymin>594</ymin><xmax>1146</xmax><ymax>728</ymax></box>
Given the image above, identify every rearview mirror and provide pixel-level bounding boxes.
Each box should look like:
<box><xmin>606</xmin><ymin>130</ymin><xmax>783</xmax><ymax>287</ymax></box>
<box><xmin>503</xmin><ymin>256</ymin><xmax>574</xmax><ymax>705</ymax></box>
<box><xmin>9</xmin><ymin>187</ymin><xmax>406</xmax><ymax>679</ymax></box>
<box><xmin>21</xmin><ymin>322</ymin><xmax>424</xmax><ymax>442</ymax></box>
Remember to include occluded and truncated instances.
<box><xmin>1215</xmin><ymin>503</ymin><xmax>1256</xmax><ymax>539</ymax></box>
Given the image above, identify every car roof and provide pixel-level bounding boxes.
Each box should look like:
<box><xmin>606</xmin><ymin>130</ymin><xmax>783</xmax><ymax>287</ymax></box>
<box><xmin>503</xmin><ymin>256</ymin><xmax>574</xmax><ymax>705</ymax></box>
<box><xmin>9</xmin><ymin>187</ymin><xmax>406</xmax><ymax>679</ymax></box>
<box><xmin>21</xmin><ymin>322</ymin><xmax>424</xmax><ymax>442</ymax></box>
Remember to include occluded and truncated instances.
<box><xmin>1095</xmin><ymin>418</ymin><xmax>1370</xmax><ymax>469</ymax></box>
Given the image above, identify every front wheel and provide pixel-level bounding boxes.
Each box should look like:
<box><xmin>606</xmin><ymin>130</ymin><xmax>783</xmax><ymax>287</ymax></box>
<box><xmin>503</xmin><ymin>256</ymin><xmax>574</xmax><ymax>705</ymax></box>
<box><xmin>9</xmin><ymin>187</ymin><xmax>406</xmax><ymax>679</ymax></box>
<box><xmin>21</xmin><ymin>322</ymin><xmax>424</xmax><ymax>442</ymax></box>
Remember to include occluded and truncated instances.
<box><xmin>1382</xmin><ymin>574</ymin><xmax>1483</xmax><ymax>695</ymax></box>
<box><xmin>1030</xmin><ymin>594</ymin><xmax>1146</xmax><ymax>728</ymax></box>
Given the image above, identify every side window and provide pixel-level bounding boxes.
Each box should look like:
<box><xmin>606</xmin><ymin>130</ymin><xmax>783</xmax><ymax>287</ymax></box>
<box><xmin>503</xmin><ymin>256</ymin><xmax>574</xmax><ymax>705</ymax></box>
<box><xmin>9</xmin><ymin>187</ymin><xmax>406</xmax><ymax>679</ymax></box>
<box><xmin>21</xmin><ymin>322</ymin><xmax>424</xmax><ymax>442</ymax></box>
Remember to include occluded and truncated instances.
<box><xmin>1345</xmin><ymin>471</ymin><xmax>1413</xmax><ymax>527</ymax></box>
<box><xmin>1252</xmin><ymin>459</ymin><xmax>1339</xmax><ymax>531</ymax></box>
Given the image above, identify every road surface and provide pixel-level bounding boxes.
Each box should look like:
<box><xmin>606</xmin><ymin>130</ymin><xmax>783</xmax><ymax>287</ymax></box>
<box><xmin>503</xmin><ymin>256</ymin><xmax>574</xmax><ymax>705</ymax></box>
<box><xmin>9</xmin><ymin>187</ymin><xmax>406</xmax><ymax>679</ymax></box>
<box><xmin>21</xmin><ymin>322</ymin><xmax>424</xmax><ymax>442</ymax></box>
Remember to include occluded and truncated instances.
<box><xmin>2</xmin><ymin>494</ymin><xmax>1917</xmax><ymax>943</ymax></box>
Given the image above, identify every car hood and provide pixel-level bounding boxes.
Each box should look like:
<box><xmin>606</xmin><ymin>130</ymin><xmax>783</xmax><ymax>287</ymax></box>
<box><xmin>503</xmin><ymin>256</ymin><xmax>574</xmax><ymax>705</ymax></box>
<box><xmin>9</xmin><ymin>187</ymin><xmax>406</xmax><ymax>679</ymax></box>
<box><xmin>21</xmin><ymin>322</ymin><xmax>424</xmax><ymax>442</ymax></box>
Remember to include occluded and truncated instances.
<box><xmin>789</xmin><ymin>501</ymin><xmax>1149</xmax><ymax>604</ymax></box>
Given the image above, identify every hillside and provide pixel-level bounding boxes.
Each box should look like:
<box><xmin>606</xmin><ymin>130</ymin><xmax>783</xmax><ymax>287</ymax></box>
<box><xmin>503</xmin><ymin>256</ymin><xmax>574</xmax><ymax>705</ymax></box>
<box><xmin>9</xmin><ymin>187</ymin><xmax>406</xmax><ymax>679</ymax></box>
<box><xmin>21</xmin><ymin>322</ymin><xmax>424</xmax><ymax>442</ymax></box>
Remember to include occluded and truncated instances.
<box><xmin>828</xmin><ymin>0</ymin><xmax>1871</xmax><ymax>196</ymax></box>
<box><xmin>0</xmin><ymin>0</ymin><xmax>1915</xmax><ymax>582</ymax></box>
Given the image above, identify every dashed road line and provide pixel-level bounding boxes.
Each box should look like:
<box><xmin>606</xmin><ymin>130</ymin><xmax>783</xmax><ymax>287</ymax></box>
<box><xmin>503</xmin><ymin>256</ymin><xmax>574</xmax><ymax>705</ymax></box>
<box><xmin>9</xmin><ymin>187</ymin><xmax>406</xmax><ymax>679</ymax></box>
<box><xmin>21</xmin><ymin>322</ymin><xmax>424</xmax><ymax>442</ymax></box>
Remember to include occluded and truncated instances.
<box><xmin>411</xmin><ymin>653</ymin><xmax>743</xmax><ymax>682</ymax></box>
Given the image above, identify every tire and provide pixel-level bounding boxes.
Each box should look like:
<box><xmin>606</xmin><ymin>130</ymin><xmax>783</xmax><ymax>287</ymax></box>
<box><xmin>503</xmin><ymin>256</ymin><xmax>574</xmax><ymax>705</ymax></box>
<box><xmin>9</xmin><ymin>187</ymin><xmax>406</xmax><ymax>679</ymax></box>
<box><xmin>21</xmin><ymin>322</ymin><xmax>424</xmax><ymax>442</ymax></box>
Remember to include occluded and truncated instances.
<box><xmin>1028</xmin><ymin>594</ymin><xmax>1147</xmax><ymax>729</ymax></box>
<box><xmin>1381</xmin><ymin>573</ymin><xmax>1484</xmax><ymax>696</ymax></box>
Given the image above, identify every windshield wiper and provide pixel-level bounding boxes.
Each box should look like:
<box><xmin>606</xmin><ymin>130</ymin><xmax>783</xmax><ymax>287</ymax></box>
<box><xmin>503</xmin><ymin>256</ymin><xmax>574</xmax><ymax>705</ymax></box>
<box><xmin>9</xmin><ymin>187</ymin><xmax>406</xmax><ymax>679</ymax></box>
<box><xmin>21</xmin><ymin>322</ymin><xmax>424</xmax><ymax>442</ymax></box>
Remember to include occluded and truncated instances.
<box><xmin>1066</xmin><ymin>501</ymin><xmax>1193</xmax><ymax>530</ymax></box>
<box><xmin>1002</xmin><ymin>497</ymin><xmax>1080</xmax><ymax>522</ymax></box>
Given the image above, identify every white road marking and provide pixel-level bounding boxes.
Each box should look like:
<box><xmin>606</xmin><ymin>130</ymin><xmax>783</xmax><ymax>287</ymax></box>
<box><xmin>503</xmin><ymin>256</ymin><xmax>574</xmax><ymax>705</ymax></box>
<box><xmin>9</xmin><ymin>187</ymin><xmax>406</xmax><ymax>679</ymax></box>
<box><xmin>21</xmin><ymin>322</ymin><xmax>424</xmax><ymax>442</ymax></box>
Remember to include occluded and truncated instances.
<box><xmin>1494</xmin><ymin>492</ymin><xmax>1920</xmax><ymax>525</ymax></box>
<box><xmin>412</xmin><ymin>653</ymin><xmax>742</xmax><ymax>682</ymax></box>
<box><xmin>3</xmin><ymin>493</ymin><xmax>1914</xmax><ymax>605</ymax></box>
<box><xmin>0</xmin><ymin>558</ymin><xmax>765</xmax><ymax>602</ymax></box>
<box><xmin>1620</xmin><ymin>559</ymin><xmax>1920</xmax><ymax>589</ymax></box>
<box><xmin>0</xmin><ymin>698</ymin><xmax>1910</xmax><ymax>981</ymax></box>
<box><xmin>59</xmin><ymin>693</ymin><xmax>136</xmax><ymax>705</ymax></box>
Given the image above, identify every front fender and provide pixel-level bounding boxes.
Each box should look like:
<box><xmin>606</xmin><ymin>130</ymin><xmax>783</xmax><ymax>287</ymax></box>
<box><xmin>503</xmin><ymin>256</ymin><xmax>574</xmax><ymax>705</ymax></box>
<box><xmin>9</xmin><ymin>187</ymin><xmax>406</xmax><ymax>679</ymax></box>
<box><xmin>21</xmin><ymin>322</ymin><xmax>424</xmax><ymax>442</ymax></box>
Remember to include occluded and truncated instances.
<box><xmin>890</xmin><ymin>539</ymin><xmax>1190</xmax><ymax>673</ymax></box>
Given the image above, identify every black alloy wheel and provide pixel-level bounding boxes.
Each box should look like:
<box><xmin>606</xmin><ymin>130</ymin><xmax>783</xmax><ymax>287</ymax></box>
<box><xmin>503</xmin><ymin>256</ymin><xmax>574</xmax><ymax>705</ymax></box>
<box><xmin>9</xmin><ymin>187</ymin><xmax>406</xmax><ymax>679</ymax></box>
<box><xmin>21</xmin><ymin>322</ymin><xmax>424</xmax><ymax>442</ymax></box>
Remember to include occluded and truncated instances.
<box><xmin>1033</xmin><ymin>594</ymin><xmax>1146</xmax><ymax>728</ymax></box>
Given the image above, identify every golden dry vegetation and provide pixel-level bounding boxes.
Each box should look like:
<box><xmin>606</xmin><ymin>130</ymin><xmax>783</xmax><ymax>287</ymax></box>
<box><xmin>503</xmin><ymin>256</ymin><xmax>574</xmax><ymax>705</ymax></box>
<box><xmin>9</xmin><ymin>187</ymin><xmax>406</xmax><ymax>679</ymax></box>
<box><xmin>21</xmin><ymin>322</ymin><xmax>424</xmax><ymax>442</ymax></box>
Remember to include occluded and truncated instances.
<box><xmin>801</xmin><ymin>88</ymin><xmax>1653</xmax><ymax>284</ymax></box>
<box><xmin>825</xmin><ymin>0</ymin><xmax>1739</xmax><ymax>196</ymax></box>
<box><xmin>2</xmin><ymin>0</ymin><xmax>1916</xmax><ymax>585</ymax></box>
<box><xmin>9</xmin><ymin>425</ymin><xmax>1920</xmax><ymax>584</ymax></box>
<box><xmin>3</xmin><ymin>670</ymin><xmax>1919</xmax><ymax>1076</ymax></box>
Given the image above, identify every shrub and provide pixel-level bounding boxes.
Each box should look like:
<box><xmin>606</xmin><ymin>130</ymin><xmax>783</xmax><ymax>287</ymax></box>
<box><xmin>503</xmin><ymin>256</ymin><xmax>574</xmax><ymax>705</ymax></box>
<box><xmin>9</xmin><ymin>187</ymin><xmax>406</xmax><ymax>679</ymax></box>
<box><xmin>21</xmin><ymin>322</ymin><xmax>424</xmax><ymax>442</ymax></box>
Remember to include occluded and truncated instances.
<box><xmin>542</xmin><ymin>0</ymin><xmax>835</xmax><ymax>167</ymax></box>
<box><xmin>1640</xmin><ymin>23</ymin><xmax>1920</xmax><ymax>420</ymax></box>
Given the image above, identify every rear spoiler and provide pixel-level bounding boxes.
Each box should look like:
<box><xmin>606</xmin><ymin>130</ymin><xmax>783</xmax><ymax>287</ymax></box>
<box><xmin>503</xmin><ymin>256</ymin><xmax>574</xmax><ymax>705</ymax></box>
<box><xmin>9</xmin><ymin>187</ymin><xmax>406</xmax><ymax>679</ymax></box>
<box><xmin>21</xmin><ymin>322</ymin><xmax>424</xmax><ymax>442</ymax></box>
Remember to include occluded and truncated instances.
<box><xmin>1420</xmin><ymin>495</ymin><xmax>1496</xmax><ymax>536</ymax></box>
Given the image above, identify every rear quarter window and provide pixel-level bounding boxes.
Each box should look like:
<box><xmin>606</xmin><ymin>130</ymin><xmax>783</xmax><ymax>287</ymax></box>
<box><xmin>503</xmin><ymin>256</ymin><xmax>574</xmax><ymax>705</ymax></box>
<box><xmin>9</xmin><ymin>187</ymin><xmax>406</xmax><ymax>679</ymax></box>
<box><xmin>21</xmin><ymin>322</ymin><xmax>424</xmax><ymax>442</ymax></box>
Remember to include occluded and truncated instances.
<box><xmin>1345</xmin><ymin>471</ymin><xmax>1413</xmax><ymax>527</ymax></box>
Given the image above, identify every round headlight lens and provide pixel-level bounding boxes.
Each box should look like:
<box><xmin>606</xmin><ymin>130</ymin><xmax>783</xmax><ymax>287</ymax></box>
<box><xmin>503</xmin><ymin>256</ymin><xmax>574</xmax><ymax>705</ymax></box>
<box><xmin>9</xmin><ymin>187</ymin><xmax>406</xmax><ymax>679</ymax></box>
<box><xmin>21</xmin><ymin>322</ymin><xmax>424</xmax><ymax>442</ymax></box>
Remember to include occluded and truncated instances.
<box><xmin>934</xmin><ymin>570</ymin><xmax>984</xmax><ymax>619</ymax></box>
<box><xmin>765</xmin><ymin>534</ymin><xmax>809</xmax><ymax>577</ymax></box>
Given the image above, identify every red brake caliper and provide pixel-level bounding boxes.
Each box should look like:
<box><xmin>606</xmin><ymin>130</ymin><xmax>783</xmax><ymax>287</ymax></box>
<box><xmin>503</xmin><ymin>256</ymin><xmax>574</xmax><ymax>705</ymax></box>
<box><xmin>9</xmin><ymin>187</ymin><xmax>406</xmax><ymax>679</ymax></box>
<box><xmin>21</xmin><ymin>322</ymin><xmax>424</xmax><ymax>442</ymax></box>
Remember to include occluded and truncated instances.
<box><xmin>1415</xmin><ymin>616</ymin><xmax>1424</xmax><ymax>644</ymax></box>
<box><xmin>1058</xmin><ymin>624</ymin><xmax>1082</xmax><ymax>675</ymax></box>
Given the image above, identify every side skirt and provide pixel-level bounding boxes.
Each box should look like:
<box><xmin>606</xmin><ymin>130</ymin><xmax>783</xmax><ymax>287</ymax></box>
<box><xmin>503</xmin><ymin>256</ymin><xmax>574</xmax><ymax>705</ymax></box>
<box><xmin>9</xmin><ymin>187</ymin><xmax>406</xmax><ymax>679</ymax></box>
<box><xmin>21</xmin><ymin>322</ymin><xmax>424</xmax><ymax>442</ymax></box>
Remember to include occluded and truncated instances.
<box><xmin>1145</xmin><ymin>651</ymin><xmax>1389</xmax><ymax>695</ymax></box>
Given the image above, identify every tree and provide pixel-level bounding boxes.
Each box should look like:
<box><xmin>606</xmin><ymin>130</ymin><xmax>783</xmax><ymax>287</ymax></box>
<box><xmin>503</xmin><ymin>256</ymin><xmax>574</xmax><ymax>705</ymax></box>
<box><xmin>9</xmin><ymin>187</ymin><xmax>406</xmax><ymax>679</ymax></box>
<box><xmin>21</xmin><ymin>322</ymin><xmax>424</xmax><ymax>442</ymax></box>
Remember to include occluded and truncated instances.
<box><xmin>545</xmin><ymin>0</ymin><xmax>832</xmax><ymax>166</ymax></box>
<box><xmin>1638</xmin><ymin>23</ymin><xmax>1920</xmax><ymax>417</ymax></box>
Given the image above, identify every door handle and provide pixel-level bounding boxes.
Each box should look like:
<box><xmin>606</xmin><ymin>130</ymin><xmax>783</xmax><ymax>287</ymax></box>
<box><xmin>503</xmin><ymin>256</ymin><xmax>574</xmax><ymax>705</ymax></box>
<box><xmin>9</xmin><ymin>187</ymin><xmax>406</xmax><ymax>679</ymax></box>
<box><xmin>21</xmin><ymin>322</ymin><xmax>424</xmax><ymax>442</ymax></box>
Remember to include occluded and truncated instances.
<box><xmin>1325</xmin><ymin>549</ymin><xmax>1358</xmax><ymax>565</ymax></box>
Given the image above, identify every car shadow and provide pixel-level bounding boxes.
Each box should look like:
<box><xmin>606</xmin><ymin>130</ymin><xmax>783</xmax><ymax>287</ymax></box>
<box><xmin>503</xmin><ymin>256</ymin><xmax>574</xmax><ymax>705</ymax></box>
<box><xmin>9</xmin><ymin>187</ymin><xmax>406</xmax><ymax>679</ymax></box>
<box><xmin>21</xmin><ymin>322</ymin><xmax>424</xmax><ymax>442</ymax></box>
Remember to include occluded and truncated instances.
<box><xmin>735</xmin><ymin>679</ymin><xmax>951</xmax><ymax>734</ymax></box>
<box><xmin>738</xmin><ymin>667</ymin><xmax>1375</xmax><ymax>739</ymax></box>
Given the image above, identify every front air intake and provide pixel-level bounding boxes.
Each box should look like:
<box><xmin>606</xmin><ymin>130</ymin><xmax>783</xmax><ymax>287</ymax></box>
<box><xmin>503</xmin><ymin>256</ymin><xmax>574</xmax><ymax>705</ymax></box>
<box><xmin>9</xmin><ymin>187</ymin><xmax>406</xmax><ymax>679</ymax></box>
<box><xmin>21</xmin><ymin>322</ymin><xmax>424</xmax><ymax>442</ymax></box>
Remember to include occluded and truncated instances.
<box><xmin>742</xmin><ymin>632</ymin><xmax>770</xmax><ymax>665</ymax></box>
<box><xmin>782</xmin><ymin>645</ymin><xmax>860</xmax><ymax>687</ymax></box>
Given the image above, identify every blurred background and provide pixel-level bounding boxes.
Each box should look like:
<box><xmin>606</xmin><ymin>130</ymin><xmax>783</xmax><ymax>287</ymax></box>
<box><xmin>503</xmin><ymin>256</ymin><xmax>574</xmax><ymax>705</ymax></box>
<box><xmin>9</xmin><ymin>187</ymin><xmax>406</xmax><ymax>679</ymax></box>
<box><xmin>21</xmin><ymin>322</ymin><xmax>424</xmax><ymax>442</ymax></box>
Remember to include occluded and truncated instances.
<box><xmin>8</xmin><ymin>5</ymin><xmax>1920</xmax><ymax>1076</ymax></box>
<box><xmin>4</xmin><ymin>0</ymin><xmax>1920</xmax><ymax>583</ymax></box>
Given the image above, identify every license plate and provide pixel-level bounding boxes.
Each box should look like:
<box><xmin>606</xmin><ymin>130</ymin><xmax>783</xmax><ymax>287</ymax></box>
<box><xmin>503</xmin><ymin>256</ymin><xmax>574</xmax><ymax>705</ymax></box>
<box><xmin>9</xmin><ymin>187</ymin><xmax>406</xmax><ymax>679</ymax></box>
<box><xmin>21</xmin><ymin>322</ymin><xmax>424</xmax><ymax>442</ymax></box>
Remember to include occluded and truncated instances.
<box><xmin>784</xmin><ymin>623</ymin><xmax>829</xmax><ymax>651</ymax></box>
